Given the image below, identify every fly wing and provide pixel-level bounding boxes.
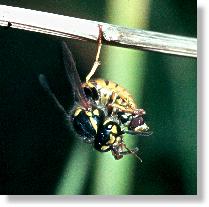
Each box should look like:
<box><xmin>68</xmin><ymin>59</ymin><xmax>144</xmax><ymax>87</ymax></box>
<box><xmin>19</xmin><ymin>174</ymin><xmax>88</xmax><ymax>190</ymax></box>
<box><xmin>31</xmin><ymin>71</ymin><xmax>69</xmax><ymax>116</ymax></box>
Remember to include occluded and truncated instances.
<box><xmin>62</xmin><ymin>41</ymin><xmax>90</xmax><ymax>109</ymax></box>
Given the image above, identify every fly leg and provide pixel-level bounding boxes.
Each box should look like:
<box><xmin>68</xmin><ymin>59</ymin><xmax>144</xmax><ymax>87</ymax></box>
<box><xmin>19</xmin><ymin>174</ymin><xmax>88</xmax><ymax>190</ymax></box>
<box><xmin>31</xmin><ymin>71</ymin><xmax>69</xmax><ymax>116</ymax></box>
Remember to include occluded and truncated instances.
<box><xmin>111</xmin><ymin>147</ymin><xmax>123</xmax><ymax>160</ymax></box>
<box><xmin>111</xmin><ymin>141</ymin><xmax>142</xmax><ymax>162</ymax></box>
<box><xmin>122</xmin><ymin>144</ymin><xmax>142</xmax><ymax>162</ymax></box>
<box><xmin>107</xmin><ymin>92</ymin><xmax>145</xmax><ymax>115</ymax></box>
<box><xmin>108</xmin><ymin>103</ymin><xmax>146</xmax><ymax>115</ymax></box>
<box><xmin>86</xmin><ymin>25</ymin><xmax>103</xmax><ymax>82</ymax></box>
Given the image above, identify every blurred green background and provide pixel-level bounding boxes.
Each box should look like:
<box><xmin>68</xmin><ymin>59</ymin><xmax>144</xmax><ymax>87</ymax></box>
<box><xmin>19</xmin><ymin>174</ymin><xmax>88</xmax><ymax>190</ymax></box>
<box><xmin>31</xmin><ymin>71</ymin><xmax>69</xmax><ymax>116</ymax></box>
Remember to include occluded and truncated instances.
<box><xmin>0</xmin><ymin>0</ymin><xmax>196</xmax><ymax>194</ymax></box>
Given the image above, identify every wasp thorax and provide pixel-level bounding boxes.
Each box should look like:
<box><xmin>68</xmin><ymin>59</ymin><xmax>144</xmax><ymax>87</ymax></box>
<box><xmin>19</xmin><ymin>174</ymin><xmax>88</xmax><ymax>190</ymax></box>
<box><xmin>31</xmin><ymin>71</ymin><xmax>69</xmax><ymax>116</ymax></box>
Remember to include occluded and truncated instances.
<box><xmin>94</xmin><ymin>121</ymin><xmax>122</xmax><ymax>152</ymax></box>
<box><xmin>72</xmin><ymin>107</ymin><xmax>105</xmax><ymax>143</ymax></box>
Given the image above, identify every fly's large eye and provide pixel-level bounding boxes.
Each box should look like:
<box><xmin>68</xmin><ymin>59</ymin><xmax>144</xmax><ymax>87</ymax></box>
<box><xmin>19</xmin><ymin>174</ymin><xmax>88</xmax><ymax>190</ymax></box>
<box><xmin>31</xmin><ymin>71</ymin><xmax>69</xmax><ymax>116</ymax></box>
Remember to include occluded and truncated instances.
<box><xmin>129</xmin><ymin>116</ymin><xmax>144</xmax><ymax>130</ymax></box>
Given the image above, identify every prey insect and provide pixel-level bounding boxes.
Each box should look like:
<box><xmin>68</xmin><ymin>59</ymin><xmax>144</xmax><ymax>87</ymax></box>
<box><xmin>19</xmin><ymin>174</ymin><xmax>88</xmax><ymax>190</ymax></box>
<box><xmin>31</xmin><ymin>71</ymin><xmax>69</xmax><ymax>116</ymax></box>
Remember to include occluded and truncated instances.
<box><xmin>39</xmin><ymin>26</ymin><xmax>152</xmax><ymax>161</ymax></box>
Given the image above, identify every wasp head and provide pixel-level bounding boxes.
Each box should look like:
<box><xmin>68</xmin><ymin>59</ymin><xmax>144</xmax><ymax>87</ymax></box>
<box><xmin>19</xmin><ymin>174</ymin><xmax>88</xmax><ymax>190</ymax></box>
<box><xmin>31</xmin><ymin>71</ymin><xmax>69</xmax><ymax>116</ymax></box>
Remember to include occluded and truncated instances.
<box><xmin>94</xmin><ymin>120</ymin><xmax>123</xmax><ymax>152</ymax></box>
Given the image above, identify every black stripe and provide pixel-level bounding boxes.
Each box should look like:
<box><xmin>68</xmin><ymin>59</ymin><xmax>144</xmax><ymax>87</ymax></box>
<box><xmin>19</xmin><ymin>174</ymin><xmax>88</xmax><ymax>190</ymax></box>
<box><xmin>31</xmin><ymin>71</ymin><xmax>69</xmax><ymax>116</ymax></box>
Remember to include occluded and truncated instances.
<box><xmin>105</xmin><ymin>80</ymin><xmax>109</xmax><ymax>85</ymax></box>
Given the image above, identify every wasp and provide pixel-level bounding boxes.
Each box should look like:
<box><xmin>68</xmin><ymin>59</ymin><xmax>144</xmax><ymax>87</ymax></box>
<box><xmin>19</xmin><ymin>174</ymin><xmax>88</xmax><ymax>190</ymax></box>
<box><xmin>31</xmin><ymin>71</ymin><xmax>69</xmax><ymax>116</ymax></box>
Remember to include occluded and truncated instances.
<box><xmin>39</xmin><ymin>27</ymin><xmax>151</xmax><ymax>161</ymax></box>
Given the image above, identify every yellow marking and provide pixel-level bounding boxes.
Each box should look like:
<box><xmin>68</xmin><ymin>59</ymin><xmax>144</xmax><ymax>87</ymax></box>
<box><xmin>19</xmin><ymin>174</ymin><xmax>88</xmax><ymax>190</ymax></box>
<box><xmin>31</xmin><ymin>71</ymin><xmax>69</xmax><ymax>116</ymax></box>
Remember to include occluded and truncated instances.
<box><xmin>116</xmin><ymin>137</ymin><xmax>122</xmax><ymax>144</ymax></box>
<box><xmin>96</xmin><ymin>79</ymin><xmax>106</xmax><ymax>88</ymax></box>
<box><xmin>89</xmin><ymin>117</ymin><xmax>98</xmax><ymax>133</ymax></box>
<box><xmin>74</xmin><ymin>108</ymin><xmax>82</xmax><ymax>117</ymax></box>
<box><xmin>93</xmin><ymin>109</ymin><xmax>100</xmax><ymax>116</ymax></box>
<box><xmin>86</xmin><ymin>111</ymin><xmax>92</xmax><ymax>117</ymax></box>
<box><xmin>101</xmin><ymin>145</ymin><xmax>110</xmax><ymax>151</ymax></box>
<box><xmin>107</xmin><ymin>134</ymin><xmax>116</xmax><ymax>144</ymax></box>
<box><xmin>86</xmin><ymin>82</ymin><xmax>95</xmax><ymax>88</ymax></box>
<box><xmin>109</xmin><ymin>81</ymin><xmax>116</xmax><ymax>89</ymax></box>
<box><xmin>111</xmin><ymin>125</ymin><xmax>118</xmax><ymax>134</ymax></box>
<box><xmin>116</xmin><ymin>98</ymin><xmax>122</xmax><ymax>105</ymax></box>
<box><xmin>101</xmin><ymin>94</ymin><xmax>108</xmax><ymax>105</ymax></box>
<box><xmin>103</xmin><ymin>120</ymin><xmax>110</xmax><ymax>125</ymax></box>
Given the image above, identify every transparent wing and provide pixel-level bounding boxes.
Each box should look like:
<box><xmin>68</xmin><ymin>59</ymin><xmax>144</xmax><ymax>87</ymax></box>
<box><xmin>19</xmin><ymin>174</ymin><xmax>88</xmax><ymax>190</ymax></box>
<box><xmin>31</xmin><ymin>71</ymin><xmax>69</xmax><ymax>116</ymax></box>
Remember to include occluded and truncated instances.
<box><xmin>62</xmin><ymin>41</ymin><xmax>90</xmax><ymax>109</ymax></box>
<box><xmin>39</xmin><ymin>74</ymin><xmax>67</xmax><ymax>115</ymax></box>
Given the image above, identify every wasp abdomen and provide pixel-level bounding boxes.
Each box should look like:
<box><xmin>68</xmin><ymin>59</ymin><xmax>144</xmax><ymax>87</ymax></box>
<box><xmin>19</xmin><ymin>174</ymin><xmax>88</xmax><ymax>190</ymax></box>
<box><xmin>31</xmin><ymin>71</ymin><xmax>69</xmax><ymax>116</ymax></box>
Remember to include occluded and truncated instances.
<box><xmin>83</xmin><ymin>79</ymin><xmax>137</xmax><ymax>110</ymax></box>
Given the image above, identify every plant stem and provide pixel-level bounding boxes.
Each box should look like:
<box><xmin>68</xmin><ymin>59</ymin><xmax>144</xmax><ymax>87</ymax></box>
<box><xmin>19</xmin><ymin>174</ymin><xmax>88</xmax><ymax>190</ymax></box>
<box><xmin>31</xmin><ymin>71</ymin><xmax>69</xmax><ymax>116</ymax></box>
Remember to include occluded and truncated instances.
<box><xmin>0</xmin><ymin>5</ymin><xmax>196</xmax><ymax>58</ymax></box>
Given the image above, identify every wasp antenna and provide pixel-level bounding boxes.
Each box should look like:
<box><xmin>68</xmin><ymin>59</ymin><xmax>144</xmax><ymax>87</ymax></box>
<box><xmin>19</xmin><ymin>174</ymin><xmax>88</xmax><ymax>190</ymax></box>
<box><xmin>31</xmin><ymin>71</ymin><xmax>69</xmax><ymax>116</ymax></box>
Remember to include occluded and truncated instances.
<box><xmin>39</xmin><ymin>74</ymin><xmax>50</xmax><ymax>92</ymax></box>
<box><xmin>124</xmin><ymin>146</ymin><xmax>143</xmax><ymax>163</ymax></box>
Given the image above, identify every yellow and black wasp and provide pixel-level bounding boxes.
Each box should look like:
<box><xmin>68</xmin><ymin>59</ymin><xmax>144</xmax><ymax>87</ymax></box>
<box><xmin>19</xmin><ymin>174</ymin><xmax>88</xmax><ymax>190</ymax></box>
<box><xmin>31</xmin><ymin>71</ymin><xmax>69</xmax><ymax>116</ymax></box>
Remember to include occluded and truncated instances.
<box><xmin>39</xmin><ymin>28</ymin><xmax>151</xmax><ymax>161</ymax></box>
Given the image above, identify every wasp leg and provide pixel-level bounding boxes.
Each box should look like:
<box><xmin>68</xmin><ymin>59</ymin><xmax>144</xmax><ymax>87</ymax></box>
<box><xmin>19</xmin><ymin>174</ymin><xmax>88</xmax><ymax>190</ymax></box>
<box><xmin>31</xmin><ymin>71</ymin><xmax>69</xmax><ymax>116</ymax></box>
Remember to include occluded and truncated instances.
<box><xmin>86</xmin><ymin>25</ymin><xmax>103</xmax><ymax>82</ymax></box>
<box><xmin>39</xmin><ymin>74</ymin><xmax>67</xmax><ymax>115</ymax></box>
<box><xmin>108</xmin><ymin>102</ymin><xmax>145</xmax><ymax>116</ymax></box>
<box><xmin>107</xmin><ymin>91</ymin><xmax>146</xmax><ymax>116</ymax></box>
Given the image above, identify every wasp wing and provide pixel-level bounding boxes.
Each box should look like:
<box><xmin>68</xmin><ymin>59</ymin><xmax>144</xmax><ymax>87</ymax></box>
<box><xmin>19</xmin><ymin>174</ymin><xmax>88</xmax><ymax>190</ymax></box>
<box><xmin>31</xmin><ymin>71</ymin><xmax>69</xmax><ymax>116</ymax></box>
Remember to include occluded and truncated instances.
<box><xmin>39</xmin><ymin>74</ymin><xmax>67</xmax><ymax>115</ymax></box>
<box><xmin>62</xmin><ymin>41</ymin><xmax>90</xmax><ymax>109</ymax></box>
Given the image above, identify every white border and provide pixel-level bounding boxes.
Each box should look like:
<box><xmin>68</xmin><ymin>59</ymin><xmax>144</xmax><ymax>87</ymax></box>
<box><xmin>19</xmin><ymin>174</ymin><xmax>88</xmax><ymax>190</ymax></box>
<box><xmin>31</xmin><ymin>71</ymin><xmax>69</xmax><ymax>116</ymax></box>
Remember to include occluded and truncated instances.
<box><xmin>0</xmin><ymin>1</ymin><xmax>204</xmax><ymax>206</ymax></box>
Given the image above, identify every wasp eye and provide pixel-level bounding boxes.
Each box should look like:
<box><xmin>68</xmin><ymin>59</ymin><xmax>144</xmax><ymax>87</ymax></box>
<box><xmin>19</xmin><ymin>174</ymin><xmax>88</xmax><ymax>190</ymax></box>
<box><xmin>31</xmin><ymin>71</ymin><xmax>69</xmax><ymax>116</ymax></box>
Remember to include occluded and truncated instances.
<box><xmin>83</xmin><ymin>87</ymin><xmax>92</xmax><ymax>98</ymax></box>
<box><xmin>84</xmin><ymin>86</ymin><xmax>99</xmax><ymax>100</ymax></box>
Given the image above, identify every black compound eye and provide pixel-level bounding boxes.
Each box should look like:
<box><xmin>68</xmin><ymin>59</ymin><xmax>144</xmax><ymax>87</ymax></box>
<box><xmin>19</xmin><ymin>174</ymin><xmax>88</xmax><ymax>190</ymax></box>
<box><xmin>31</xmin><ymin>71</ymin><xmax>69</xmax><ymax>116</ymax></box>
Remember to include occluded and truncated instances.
<box><xmin>84</xmin><ymin>86</ymin><xmax>99</xmax><ymax>101</ymax></box>
<box><xmin>83</xmin><ymin>87</ymin><xmax>92</xmax><ymax>98</ymax></box>
<box><xmin>91</xmin><ymin>87</ymin><xmax>99</xmax><ymax>100</ymax></box>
